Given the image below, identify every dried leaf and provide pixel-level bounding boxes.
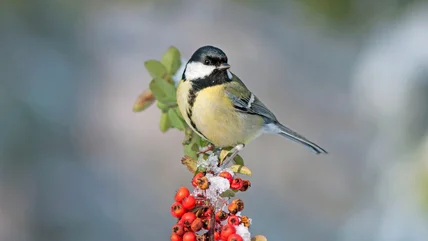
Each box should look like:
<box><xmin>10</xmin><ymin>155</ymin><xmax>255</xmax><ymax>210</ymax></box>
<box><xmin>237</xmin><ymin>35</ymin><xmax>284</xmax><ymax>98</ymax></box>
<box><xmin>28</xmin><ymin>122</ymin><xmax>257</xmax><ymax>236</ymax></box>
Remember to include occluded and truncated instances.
<box><xmin>230</xmin><ymin>165</ymin><xmax>252</xmax><ymax>176</ymax></box>
<box><xmin>132</xmin><ymin>89</ymin><xmax>155</xmax><ymax>112</ymax></box>
<box><xmin>181</xmin><ymin>155</ymin><xmax>197</xmax><ymax>173</ymax></box>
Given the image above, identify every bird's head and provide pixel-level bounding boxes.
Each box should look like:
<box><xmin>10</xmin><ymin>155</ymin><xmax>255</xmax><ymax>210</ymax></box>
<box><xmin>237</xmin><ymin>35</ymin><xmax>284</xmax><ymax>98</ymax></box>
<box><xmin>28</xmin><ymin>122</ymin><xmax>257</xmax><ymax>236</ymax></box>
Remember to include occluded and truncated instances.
<box><xmin>183</xmin><ymin>46</ymin><xmax>232</xmax><ymax>82</ymax></box>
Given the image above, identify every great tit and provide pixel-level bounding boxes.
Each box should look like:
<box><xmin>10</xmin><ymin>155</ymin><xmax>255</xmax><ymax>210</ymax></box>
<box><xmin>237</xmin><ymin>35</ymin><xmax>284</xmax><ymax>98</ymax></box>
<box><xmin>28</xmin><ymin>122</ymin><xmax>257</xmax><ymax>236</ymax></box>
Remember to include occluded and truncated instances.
<box><xmin>177</xmin><ymin>46</ymin><xmax>327</xmax><ymax>163</ymax></box>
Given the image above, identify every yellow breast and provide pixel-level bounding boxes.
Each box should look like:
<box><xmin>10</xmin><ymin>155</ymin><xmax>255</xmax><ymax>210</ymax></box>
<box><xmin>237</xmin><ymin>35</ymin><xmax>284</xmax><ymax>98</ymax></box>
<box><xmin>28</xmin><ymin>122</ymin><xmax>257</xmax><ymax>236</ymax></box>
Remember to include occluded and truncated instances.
<box><xmin>177</xmin><ymin>81</ymin><xmax>264</xmax><ymax>147</ymax></box>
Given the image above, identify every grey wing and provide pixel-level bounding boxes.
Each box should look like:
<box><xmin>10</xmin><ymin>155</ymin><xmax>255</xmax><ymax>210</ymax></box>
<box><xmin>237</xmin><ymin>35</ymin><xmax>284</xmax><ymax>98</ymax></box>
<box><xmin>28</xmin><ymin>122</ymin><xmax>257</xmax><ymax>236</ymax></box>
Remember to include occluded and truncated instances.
<box><xmin>226</xmin><ymin>88</ymin><xmax>278</xmax><ymax>123</ymax></box>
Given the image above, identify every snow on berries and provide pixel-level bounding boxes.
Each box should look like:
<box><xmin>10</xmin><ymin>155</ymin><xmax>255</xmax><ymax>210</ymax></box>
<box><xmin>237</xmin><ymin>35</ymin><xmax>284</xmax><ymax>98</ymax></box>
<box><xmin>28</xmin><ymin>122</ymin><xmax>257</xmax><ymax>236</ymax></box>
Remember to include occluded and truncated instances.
<box><xmin>170</xmin><ymin>153</ymin><xmax>253</xmax><ymax>241</ymax></box>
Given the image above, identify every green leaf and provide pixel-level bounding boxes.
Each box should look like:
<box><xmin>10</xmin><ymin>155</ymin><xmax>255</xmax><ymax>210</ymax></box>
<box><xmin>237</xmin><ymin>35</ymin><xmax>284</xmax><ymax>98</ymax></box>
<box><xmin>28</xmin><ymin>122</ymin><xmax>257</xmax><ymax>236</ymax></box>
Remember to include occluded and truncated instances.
<box><xmin>199</xmin><ymin>138</ymin><xmax>211</xmax><ymax>148</ymax></box>
<box><xmin>168</xmin><ymin>108</ymin><xmax>186</xmax><ymax>131</ymax></box>
<box><xmin>149</xmin><ymin>80</ymin><xmax>166</xmax><ymax>100</ymax></box>
<box><xmin>153</xmin><ymin>77</ymin><xmax>176</xmax><ymax>98</ymax></box>
<box><xmin>184</xmin><ymin>143</ymin><xmax>198</xmax><ymax>160</ymax></box>
<box><xmin>149</xmin><ymin>79</ymin><xmax>176</xmax><ymax>103</ymax></box>
<box><xmin>233</xmin><ymin>154</ymin><xmax>244</xmax><ymax>166</ymax></box>
<box><xmin>161</xmin><ymin>46</ymin><xmax>182</xmax><ymax>75</ymax></box>
<box><xmin>220</xmin><ymin>189</ymin><xmax>236</xmax><ymax>198</ymax></box>
<box><xmin>159</xmin><ymin>112</ymin><xmax>170</xmax><ymax>132</ymax></box>
<box><xmin>144</xmin><ymin>60</ymin><xmax>167</xmax><ymax>78</ymax></box>
<box><xmin>156</xmin><ymin>101</ymin><xmax>169</xmax><ymax>111</ymax></box>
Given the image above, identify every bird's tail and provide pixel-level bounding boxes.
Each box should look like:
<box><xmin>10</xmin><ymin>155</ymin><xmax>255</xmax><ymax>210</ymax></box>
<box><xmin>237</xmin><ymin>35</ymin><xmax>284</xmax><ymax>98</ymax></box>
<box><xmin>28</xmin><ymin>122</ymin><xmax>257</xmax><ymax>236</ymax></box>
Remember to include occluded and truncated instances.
<box><xmin>273</xmin><ymin>122</ymin><xmax>328</xmax><ymax>154</ymax></box>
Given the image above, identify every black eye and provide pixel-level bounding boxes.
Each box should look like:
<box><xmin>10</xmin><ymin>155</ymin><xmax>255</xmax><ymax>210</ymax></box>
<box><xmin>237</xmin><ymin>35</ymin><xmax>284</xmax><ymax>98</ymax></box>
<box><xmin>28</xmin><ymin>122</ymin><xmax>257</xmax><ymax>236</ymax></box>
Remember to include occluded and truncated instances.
<box><xmin>204</xmin><ymin>59</ymin><xmax>211</xmax><ymax>65</ymax></box>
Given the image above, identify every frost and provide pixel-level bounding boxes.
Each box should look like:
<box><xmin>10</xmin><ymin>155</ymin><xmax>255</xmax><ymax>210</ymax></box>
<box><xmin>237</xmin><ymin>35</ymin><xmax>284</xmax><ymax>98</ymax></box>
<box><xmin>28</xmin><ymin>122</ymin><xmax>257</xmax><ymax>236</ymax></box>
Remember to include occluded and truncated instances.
<box><xmin>236</xmin><ymin>224</ymin><xmax>251</xmax><ymax>241</ymax></box>
<box><xmin>205</xmin><ymin>173</ymin><xmax>230</xmax><ymax>203</ymax></box>
<box><xmin>197</xmin><ymin>153</ymin><xmax>235</xmax><ymax>175</ymax></box>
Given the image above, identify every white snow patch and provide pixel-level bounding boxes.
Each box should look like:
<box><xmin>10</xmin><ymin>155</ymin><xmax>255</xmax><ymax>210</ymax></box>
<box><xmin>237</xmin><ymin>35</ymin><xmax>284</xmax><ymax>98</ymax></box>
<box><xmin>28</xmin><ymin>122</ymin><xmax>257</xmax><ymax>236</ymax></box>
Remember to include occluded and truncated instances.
<box><xmin>197</xmin><ymin>153</ymin><xmax>234</xmax><ymax>175</ymax></box>
<box><xmin>236</xmin><ymin>224</ymin><xmax>251</xmax><ymax>241</ymax></box>
<box><xmin>205</xmin><ymin>173</ymin><xmax>230</xmax><ymax>203</ymax></box>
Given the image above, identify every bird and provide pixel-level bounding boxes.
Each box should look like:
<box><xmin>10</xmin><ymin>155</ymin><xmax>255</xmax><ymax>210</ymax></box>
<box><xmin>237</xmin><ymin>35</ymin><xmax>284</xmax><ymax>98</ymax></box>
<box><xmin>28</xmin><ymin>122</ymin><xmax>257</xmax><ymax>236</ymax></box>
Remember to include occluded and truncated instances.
<box><xmin>176</xmin><ymin>45</ymin><xmax>327</xmax><ymax>163</ymax></box>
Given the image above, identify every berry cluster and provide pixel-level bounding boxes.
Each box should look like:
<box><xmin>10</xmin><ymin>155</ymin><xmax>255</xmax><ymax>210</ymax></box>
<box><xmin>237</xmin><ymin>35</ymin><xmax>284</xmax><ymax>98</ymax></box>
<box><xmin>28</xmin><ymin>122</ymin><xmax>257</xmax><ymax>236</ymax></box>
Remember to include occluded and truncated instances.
<box><xmin>170</xmin><ymin>169</ymin><xmax>252</xmax><ymax>241</ymax></box>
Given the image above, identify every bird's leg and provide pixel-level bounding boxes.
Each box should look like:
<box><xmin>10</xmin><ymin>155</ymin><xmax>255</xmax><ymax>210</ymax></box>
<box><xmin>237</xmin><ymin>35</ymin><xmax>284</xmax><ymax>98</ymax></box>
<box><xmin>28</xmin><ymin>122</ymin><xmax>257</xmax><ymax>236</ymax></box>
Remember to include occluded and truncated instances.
<box><xmin>221</xmin><ymin>144</ymin><xmax>245</xmax><ymax>167</ymax></box>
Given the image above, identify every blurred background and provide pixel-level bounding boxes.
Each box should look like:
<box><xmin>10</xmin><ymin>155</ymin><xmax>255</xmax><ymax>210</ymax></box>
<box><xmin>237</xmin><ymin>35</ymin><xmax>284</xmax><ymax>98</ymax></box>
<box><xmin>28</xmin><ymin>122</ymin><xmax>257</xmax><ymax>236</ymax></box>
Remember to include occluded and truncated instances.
<box><xmin>1</xmin><ymin>0</ymin><xmax>428</xmax><ymax>240</ymax></box>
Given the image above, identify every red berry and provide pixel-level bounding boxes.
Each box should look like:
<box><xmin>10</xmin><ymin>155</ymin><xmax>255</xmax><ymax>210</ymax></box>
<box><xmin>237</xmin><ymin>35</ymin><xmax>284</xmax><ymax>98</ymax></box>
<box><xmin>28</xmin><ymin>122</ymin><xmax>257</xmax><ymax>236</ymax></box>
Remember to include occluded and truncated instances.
<box><xmin>219</xmin><ymin>171</ymin><xmax>233</xmax><ymax>184</ymax></box>
<box><xmin>192</xmin><ymin>173</ymin><xmax>205</xmax><ymax>187</ymax></box>
<box><xmin>228</xmin><ymin>203</ymin><xmax>239</xmax><ymax>215</ymax></box>
<box><xmin>215</xmin><ymin>210</ymin><xmax>228</xmax><ymax>222</ymax></box>
<box><xmin>171</xmin><ymin>202</ymin><xmax>186</xmax><ymax>218</ymax></box>
<box><xmin>175</xmin><ymin>187</ymin><xmax>190</xmax><ymax>202</ymax></box>
<box><xmin>214</xmin><ymin>231</ymin><xmax>221</xmax><ymax>240</ymax></box>
<box><xmin>171</xmin><ymin>233</ymin><xmax>183</xmax><ymax>241</ymax></box>
<box><xmin>230</xmin><ymin>178</ymin><xmax>243</xmax><ymax>190</ymax></box>
<box><xmin>181</xmin><ymin>212</ymin><xmax>197</xmax><ymax>226</ymax></box>
<box><xmin>228</xmin><ymin>234</ymin><xmax>243</xmax><ymax>241</ymax></box>
<box><xmin>182</xmin><ymin>196</ymin><xmax>196</xmax><ymax>210</ymax></box>
<box><xmin>204</xmin><ymin>207</ymin><xmax>213</xmax><ymax>217</ymax></box>
<box><xmin>228</xmin><ymin>215</ymin><xmax>240</xmax><ymax>226</ymax></box>
<box><xmin>172</xmin><ymin>223</ymin><xmax>185</xmax><ymax>236</ymax></box>
<box><xmin>220</xmin><ymin>224</ymin><xmax>236</xmax><ymax>240</ymax></box>
<box><xmin>183</xmin><ymin>232</ymin><xmax>196</xmax><ymax>241</ymax></box>
<box><xmin>190</xmin><ymin>218</ymin><xmax>203</xmax><ymax>232</ymax></box>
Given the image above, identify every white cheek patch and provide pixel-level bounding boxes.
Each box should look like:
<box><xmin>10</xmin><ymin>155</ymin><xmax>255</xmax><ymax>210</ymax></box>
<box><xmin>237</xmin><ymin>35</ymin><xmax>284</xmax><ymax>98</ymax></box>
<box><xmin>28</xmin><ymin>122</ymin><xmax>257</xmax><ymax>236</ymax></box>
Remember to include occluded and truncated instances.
<box><xmin>227</xmin><ymin>70</ymin><xmax>233</xmax><ymax>80</ymax></box>
<box><xmin>185</xmin><ymin>62</ymin><xmax>215</xmax><ymax>80</ymax></box>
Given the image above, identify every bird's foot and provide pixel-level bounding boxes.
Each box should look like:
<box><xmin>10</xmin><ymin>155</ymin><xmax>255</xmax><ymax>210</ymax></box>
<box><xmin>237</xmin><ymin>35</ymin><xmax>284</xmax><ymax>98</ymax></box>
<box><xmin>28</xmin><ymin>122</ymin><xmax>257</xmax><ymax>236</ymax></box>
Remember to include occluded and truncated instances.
<box><xmin>220</xmin><ymin>144</ymin><xmax>245</xmax><ymax>168</ymax></box>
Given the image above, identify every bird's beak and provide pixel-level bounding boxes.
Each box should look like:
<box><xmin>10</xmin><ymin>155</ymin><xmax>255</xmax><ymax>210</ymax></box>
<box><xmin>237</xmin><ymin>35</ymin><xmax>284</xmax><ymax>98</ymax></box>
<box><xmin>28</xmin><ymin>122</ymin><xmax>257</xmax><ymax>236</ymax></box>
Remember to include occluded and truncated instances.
<box><xmin>217</xmin><ymin>63</ymin><xmax>231</xmax><ymax>70</ymax></box>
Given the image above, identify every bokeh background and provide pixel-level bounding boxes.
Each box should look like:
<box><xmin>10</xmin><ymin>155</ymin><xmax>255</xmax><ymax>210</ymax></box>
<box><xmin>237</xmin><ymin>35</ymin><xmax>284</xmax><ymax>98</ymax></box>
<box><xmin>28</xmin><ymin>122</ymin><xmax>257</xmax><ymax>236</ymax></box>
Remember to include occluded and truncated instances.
<box><xmin>1</xmin><ymin>0</ymin><xmax>428</xmax><ymax>240</ymax></box>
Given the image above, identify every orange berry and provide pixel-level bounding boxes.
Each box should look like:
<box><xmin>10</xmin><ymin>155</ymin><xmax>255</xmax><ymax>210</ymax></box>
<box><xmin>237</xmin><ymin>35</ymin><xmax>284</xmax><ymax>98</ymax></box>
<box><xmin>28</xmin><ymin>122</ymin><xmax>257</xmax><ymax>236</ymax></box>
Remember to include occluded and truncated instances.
<box><xmin>183</xmin><ymin>232</ymin><xmax>196</xmax><ymax>241</ymax></box>
<box><xmin>228</xmin><ymin>234</ymin><xmax>243</xmax><ymax>241</ymax></box>
<box><xmin>171</xmin><ymin>233</ymin><xmax>183</xmax><ymax>241</ymax></box>
<box><xmin>181</xmin><ymin>212</ymin><xmax>197</xmax><ymax>226</ymax></box>
<box><xmin>196</xmin><ymin>176</ymin><xmax>210</xmax><ymax>190</ymax></box>
<box><xmin>171</xmin><ymin>202</ymin><xmax>186</xmax><ymax>218</ymax></box>
<box><xmin>232</xmin><ymin>199</ymin><xmax>244</xmax><ymax>212</ymax></box>
<box><xmin>182</xmin><ymin>196</ymin><xmax>196</xmax><ymax>210</ymax></box>
<box><xmin>214</xmin><ymin>231</ymin><xmax>221</xmax><ymax>240</ymax></box>
<box><xmin>215</xmin><ymin>210</ymin><xmax>228</xmax><ymax>222</ymax></box>
<box><xmin>240</xmin><ymin>215</ymin><xmax>250</xmax><ymax>228</ymax></box>
<box><xmin>219</xmin><ymin>171</ymin><xmax>233</xmax><ymax>184</ymax></box>
<box><xmin>220</xmin><ymin>224</ymin><xmax>236</xmax><ymax>241</ymax></box>
<box><xmin>172</xmin><ymin>223</ymin><xmax>185</xmax><ymax>236</ymax></box>
<box><xmin>175</xmin><ymin>187</ymin><xmax>190</xmax><ymax>202</ymax></box>
<box><xmin>192</xmin><ymin>173</ymin><xmax>205</xmax><ymax>187</ymax></box>
<box><xmin>228</xmin><ymin>203</ymin><xmax>239</xmax><ymax>215</ymax></box>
